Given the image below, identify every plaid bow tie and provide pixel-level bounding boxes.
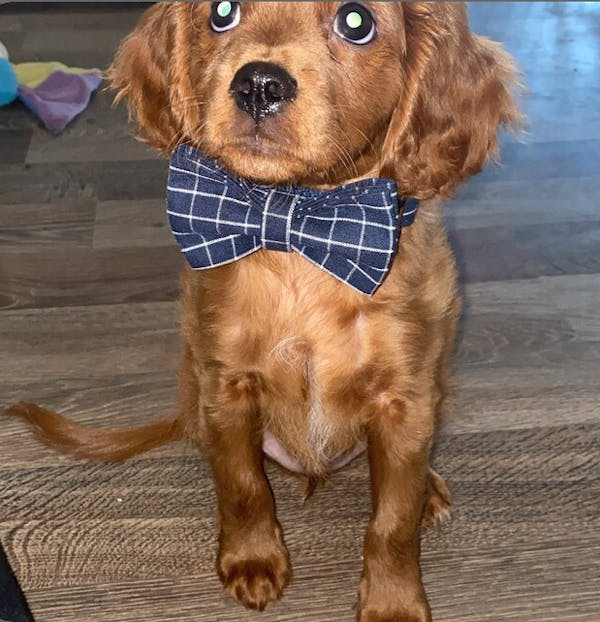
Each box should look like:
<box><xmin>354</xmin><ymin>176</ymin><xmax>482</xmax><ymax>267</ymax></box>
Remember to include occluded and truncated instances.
<box><xmin>167</xmin><ymin>146</ymin><xmax>418</xmax><ymax>295</ymax></box>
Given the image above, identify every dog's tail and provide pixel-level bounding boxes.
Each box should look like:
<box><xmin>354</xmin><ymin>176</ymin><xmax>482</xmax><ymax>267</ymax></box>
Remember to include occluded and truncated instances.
<box><xmin>3</xmin><ymin>402</ymin><xmax>183</xmax><ymax>463</ymax></box>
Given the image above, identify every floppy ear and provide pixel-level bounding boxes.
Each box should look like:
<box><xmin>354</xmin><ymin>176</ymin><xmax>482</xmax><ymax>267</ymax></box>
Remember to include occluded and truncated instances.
<box><xmin>381</xmin><ymin>3</ymin><xmax>522</xmax><ymax>199</ymax></box>
<box><xmin>109</xmin><ymin>3</ymin><xmax>199</xmax><ymax>153</ymax></box>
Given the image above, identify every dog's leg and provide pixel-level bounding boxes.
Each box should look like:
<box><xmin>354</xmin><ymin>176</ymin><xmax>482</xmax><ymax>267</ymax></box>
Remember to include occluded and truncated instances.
<box><xmin>357</xmin><ymin>395</ymin><xmax>433</xmax><ymax>622</ymax></box>
<box><xmin>202</xmin><ymin>371</ymin><xmax>291</xmax><ymax>611</ymax></box>
<box><xmin>420</xmin><ymin>298</ymin><xmax>459</xmax><ymax>530</ymax></box>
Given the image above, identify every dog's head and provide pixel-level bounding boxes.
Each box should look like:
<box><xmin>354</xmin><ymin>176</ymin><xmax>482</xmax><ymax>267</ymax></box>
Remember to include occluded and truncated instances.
<box><xmin>111</xmin><ymin>2</ymin><xmax>520</xmax><ymax>197</ymax></box>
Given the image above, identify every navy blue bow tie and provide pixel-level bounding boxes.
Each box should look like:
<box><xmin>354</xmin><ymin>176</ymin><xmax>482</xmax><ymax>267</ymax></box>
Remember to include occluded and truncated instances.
<box><xmin>167</xmin><ymin>145</ymin><xmax>418</xmax><ymax>295</ymax></box>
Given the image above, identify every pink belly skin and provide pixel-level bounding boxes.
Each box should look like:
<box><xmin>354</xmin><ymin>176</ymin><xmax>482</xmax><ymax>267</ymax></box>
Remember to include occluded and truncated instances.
<box><xmin>262</xmin><ymin>429</ymin><xmax>367</xmax><ymax>474</ymax></box>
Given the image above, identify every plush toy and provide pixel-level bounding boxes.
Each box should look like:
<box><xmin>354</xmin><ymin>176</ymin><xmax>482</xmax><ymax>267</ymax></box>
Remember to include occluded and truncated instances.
<box><xmin>0</xmin><ymin>40</ymin><xmax>18</xmax><ymax>106</ymax></box>
<box><xmin>13</xmin><ymin>62</ymin><xmax>103</xmax><ymax>133</ymax></box>
<box><xmin>0</xmin><ymin>39</ymin><xmax>102</xmax><ymax>131</ymax></box>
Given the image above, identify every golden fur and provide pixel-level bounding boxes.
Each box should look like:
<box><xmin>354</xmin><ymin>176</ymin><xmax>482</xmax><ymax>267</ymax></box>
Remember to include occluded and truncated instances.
<box><xmin>5</xmin><ymin>3</ymin><xmax>520</xmax><ymax>620</ymax></box>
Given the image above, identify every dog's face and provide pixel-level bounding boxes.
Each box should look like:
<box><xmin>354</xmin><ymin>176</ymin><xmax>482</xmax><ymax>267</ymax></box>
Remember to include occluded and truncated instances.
<box><xmin>195</xmin><ymin>2</ymin><xmax>405</xmax><ymax>184</ymax></box>
<box><xmin>111</xmin><ymin>1</ymin><xmax>520</xmax><ymax>196</ymax></box>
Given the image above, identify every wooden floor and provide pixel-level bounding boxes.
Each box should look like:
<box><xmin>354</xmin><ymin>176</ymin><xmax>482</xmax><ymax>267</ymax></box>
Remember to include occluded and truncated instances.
<box><xmin>1</xmin><ymin>2</ymin><xmax>599</xmax><ymax>621</ymax></box>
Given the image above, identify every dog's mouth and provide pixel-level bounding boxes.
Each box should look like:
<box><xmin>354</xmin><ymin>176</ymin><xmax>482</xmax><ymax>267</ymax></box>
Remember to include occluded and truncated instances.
<box><xmin>225</xmin><ymin>134</ymin><xmax>291</xmax><ymax>159</ymax></box>
<box><xmin>214</xmin><ymin>131</ymin><xmax>323</xmax><ymax>185</ymax></box>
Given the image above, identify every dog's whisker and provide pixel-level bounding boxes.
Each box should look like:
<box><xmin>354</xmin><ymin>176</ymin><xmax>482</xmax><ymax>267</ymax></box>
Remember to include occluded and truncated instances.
<box><xmin>324</xmin><ymin>133</ymin><xmax>359</xmax><ymax>178</ymax></box>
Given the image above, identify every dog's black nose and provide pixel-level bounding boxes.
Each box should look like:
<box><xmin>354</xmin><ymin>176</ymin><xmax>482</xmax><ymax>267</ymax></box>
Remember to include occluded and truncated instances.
<box><xmin>230</xmin><ymin>62</ymin><xmax>297</xmax><ymax>123</ymax></box>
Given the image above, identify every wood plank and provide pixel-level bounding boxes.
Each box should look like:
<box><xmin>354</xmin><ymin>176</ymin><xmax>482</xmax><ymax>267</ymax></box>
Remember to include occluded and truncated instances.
<box><xmin>0</xmin><ymin>246</ymin><xmax>181</xmax><ymax>309</ymax></box>
<box><xmin>0</xmin><ymin>302</ymin><xmax>180</xmax><ymax>381</ymax></box>
<box><xmin>0</xmin><ymin>129</ymin><xmax>32</xmax><ymax>165</ymax></box>
<box><xmin>0</xmin><ymin>159</ymin><xmax>168</xmax><ymax>206</ymax></box>
<box><xmin>0</xmin><ymin>200</ymin><xmax>95</xmax><ymax>250</ymax></box>
<box><xmin>449</xmin><ymin>220</ymin><xmax>600</xmax><ymax>283</ymax></box>
<box><xmin>446</xmin><ymin>274</ymin><xmax>600</xmax><ymax>433</ymax></box>
<box><xmin>0</xmin><ymin>6</ymin><xmax>145</xmax><ymax>31</ymax></box>
<box><xmin>0</xmin><ymin>100</ymin><xmax>39</xmax><ymax>132</ymax></box>
<box><xmin>26</xmin><ymin>95</ymin><xmax>156</xmax><ymax>165</ymax></box>
<box><xmin>93</xmin><ymin>199</ymin><xmax>173</xmax><ymax>249</ymax></box>
<box><xmin>0</xmin><ymin>7</ymin><xmax>143</xmax><ymax>66</ymax></box>
<box><xmin>463</xmin><ymin>274</ymin><xmax>600</xmax><ymax>337</ymax></box>
<box><xmin>475</xmin><ymin>139</ymin><xmax>600</xmax><ymax>185</ymax></box>
<box><xmin>447</xmin><ymin>176</ymin><xmax>600</xmax><ymax>230</ymax></box>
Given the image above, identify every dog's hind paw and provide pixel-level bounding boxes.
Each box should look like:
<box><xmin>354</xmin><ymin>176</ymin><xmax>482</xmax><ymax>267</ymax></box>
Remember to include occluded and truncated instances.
<box><xmin>421</xmin><ymin>468</ymin><xmax>452</xmax><ymax>529</ymax></box>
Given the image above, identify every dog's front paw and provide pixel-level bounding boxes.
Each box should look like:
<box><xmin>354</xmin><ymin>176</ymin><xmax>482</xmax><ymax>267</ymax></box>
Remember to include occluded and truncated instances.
<box><xmin>358</xmin><ymin>611</ymin><xmax>430</xmax><ymax>622</ymax></box>
<box><xmin>357</xmin><ymin>575</ymin><xmax>431</xmax><ymax>622</ymax></box>
<box><xmin>357</xmin><ymin>600</ymin><xmax>431</xmax><ymax>622</ymax></box>
<box><xmin>217</xmin><ymin>525</ymin><xmax>291</xmax><ymax>611</ymax></box>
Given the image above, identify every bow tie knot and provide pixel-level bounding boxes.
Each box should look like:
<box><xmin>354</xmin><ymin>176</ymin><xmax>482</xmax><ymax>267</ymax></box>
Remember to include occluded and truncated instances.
<box><xmin>250</xmin><ymin>187</ymin><xmax>300</xmax><ymax>253</ymax></box>
<box><xmin>166</xmin><ymin>146</ymin><xmax>419</xmax><ymax>295</ymax></box>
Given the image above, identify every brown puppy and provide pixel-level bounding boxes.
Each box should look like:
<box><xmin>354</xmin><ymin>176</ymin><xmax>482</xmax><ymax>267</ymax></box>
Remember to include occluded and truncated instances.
<box><xmin>5</xmin><ymin>3</ymin><xmax>520</xmax><ymax>620</ymax></box>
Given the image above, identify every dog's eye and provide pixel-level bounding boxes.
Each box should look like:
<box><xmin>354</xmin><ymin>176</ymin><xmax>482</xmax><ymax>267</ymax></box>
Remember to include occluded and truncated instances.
<box><xmin>210</xmin><ymin>2</ymin><xmax>241</xmax><ymax>33</ymax></box>
<box><xmin>333</xmin><ymin>3</ymin><xmax>377</xmax><ymax>45</ymax></box>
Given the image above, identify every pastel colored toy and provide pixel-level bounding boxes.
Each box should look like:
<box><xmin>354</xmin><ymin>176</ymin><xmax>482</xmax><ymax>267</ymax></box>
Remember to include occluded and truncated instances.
<box><xmin>0</xmin><ymin>38</ymin><xmax>102</xmax><ymax>132</ymax></box>
<box><xmin>14</xmin><ymin>62</ymin><xmax>103</xmax><ymax>133</ymax></box>
<box><xmin>0</xmin><ymin>41</ymin><xmax>18</xmax><ymax>106</ymax></box>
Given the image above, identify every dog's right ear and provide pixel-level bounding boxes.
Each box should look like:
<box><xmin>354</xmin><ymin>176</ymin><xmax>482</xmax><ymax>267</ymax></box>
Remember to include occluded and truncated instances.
<box><xmin>109</xmin><ymin>3</ymin><xmax>198</xmax><ymax>153</ymax></box>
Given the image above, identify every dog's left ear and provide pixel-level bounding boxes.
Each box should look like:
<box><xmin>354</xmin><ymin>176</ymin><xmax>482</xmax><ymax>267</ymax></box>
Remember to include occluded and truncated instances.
<box><xmin>381</xmin><ymin>3</ymin><xmax>522</xmax><ymax>199</ymax></box>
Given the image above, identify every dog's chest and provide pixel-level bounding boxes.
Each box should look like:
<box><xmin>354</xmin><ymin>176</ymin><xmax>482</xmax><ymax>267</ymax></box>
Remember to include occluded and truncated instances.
<box><xmin>216</xmin><ymin>259</ymin><xmax>383</xmax><ymax>472</ymax></box>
